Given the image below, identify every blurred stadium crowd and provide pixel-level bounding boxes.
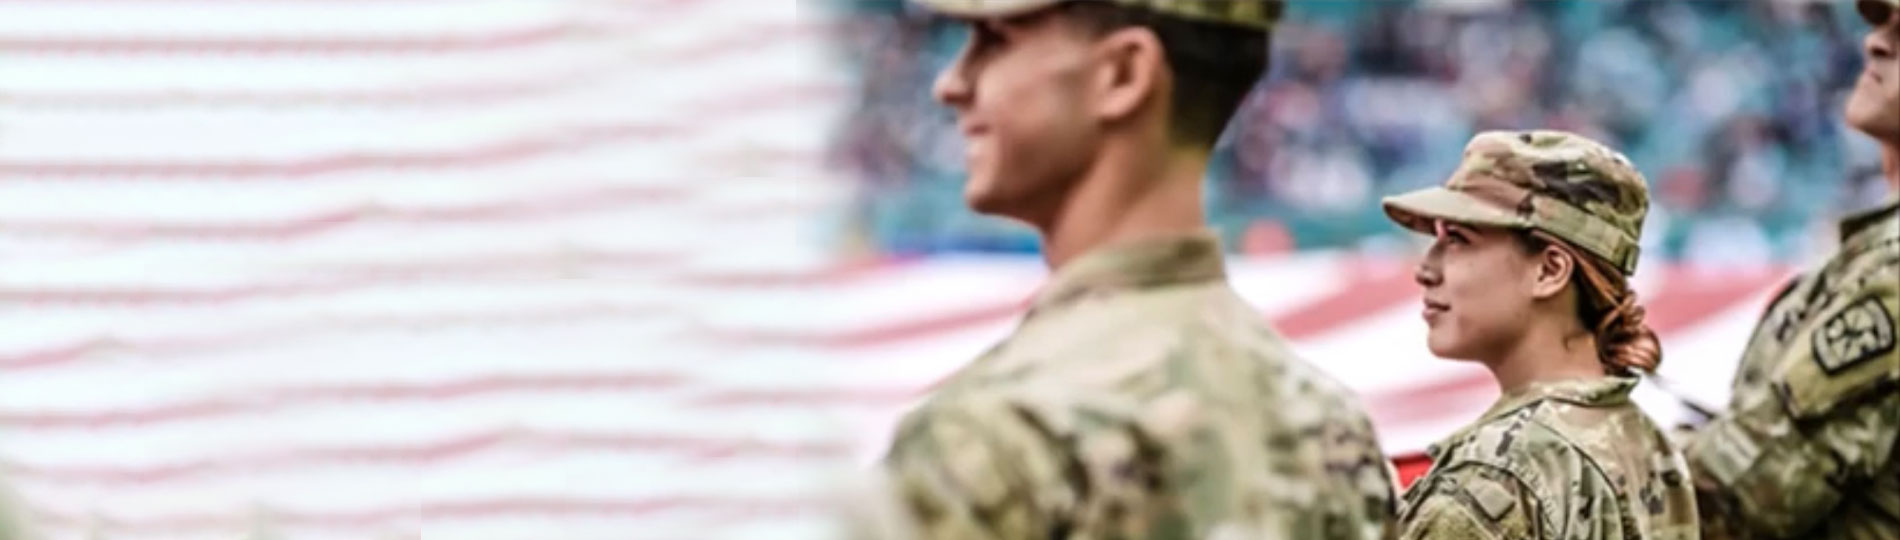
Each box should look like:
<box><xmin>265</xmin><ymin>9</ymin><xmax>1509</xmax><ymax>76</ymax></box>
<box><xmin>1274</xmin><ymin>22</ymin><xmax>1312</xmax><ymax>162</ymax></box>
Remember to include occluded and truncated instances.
<box><xmin>825</xmin><ymin>0</ymin><xmax>1894</xmax><ymax>264</ymax></box>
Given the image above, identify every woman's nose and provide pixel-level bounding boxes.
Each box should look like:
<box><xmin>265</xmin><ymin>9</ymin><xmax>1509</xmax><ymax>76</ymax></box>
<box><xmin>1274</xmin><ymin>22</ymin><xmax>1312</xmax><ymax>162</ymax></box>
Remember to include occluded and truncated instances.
<box><xmin>1414</xmin><ymin>255</ymin><xmax>1442</xmax><ymax>288</ymax></box>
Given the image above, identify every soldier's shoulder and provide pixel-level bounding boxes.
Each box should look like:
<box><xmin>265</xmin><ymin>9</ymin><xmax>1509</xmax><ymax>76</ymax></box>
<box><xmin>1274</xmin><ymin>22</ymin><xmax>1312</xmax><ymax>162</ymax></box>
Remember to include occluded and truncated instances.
<box><xmin>1523</xmin><ymin>394</ymin><xmax>1660</xmax><ymax>445</ymax></box>
<box><xmin>1429</xmin><ymin>412</ymin><xmax>1633</xmax><ymax>537</ymax></box>
<box><xmin>1000</xmin><ymin>288</ymin><xmax>1238</xmax><ymax>367</ymax></box>
<box><xmin>1449</xmin><ymin>407</ymin><xmax>1555</xmax><ymax>451</ymax></box>
<box><xmin>1401</xmin><ymin>461</ymin><xmax>1540</xmax><ymax>540</ymax></box>
<box><xmin>1829</xmin><ymin>225</ymin><xmax>1900</xmax><ymax>300</ymax></box>
<box><xmin>881</xmin><ymin>388</ymin><xmax>1139</xmax><ymax>495</ymax></box>
<box><xmin>1442</xmin><ymin>408</ymin><xmax>1599</xmax><ymax>489</ymax></box>
<box><xmin>877</xmin><ymin>388</ymin><xmax>1075</xmax><ymax>537</ymax></box>
<box><xmin>1836</xmin><ymin>203</ymin><xmax>1900</xmax><ymax>261</ymax></box>
<box><xmin>1227</xmin><ymin>320</ymin><xmax>1362</xmax><ymax>406</ymax></box>
<box><xmin>1776</xmin><ymin>254</ymin><xmax>1899</xmax><ymax>419</ymax></box>
<box><xmin>891</xmin><ymin>380</ymin><xmax>1196</xmax><ymax>457</ymax></box>
<box><xmin>884</xmin><ymin>377</ymin><xmax>1311</xmax><ymax>537</ymax></box>
<box><xmin>1818</xmin><ymin>205</ymin><xmax>1899</xmax><ymax>312</ymax></box>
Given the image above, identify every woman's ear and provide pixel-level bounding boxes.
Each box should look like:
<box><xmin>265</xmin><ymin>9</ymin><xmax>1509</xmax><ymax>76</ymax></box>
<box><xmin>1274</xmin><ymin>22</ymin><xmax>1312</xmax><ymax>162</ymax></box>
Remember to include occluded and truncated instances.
<box><xmin>1529</xmin><ymin>245</ymin><xmax>1575</xmax><ymax>300</ymax></box>
<box><xmin>1090</xmin><ymin>26</ymin><xmax>1164</xmax><ymax>122</ymax></box>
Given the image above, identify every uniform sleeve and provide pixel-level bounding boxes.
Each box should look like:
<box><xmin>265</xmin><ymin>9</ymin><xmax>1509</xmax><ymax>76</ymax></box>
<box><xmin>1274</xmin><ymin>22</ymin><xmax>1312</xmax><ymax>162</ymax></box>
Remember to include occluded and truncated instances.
<box><xmin>1306</xmin><ymin>383</ymin><xmax>1403</xmax><ymax>540</ymax></box>
<box><xmin>1398</xmin><ymin>464</ymin><xmax>1538</xmax><ymax>540</ymax></box>
<box><xmin>1685</xmin><ymin>381</ymin><xmax>1900</xmax><ymax>537</ymax></box>
<box><xmin>1684</xmin><ymin>268</ymin><xmax>1900</xmax><ymax>537</ymax></box>
<box><xmin>879</xmin><ymin>394</ymin><xmax>1084</xmax><ymax>539</ymax></box>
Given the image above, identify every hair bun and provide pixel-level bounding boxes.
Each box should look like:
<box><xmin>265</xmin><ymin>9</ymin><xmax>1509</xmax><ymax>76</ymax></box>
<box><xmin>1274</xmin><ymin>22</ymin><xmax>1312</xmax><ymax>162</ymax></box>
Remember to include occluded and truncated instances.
<box><xmin>1526</xmin><ymin>230</ymin><xmax>1663</xmax><ymax>375</ymax></box>
<box><xmin>1596</xmin><ymin>292</ymin><xmax>1662</xmax><ymax>374</ymax></box>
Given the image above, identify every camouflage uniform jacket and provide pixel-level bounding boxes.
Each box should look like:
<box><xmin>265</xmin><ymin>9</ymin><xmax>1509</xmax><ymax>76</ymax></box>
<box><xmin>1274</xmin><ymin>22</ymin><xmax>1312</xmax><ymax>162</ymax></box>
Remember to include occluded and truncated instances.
<box><xmin>1399</xmin><ymin>377</ymin><xmax>1700</xmax><ymax>540</ymax></box>
<box><xmin>1684</xmin><ymin>196</ymin><xmax>1899</xmax><ymax>540</ymax></box>
<box><xmin>879</xmin><ymin>233</ymin><xmax>1397</xmax><ymax>539</ymax></box>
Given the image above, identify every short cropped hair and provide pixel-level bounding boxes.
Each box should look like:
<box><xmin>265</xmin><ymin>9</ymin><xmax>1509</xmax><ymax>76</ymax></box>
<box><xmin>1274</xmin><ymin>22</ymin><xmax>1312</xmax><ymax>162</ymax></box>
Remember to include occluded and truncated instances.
<box><xmin>1058</xmin><ymin>2</ymin><xmax>1274</xmax><ymax>149</ymax></box>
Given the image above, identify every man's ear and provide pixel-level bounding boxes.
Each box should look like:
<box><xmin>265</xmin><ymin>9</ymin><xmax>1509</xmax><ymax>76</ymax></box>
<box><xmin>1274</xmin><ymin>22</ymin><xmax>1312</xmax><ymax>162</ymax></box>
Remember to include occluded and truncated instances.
<box><xmin>1089</xmin><ymin>27</ymin><xmax>1165</xmax><ymax>122</ymax></box>
<box><xmin>1529</xmin><ymin>245</ymin><xmax>1575</xmax><ymax>300</ymax></box>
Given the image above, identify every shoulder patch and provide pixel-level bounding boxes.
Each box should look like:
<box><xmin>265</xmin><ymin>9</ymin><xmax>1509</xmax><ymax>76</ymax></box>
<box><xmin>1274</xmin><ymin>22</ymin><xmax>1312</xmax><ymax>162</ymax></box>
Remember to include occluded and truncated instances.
<box><xmin>1812</xmin><ymin>295</ymin><xmax>1896</xmax><ymax>374</ymax></box>
<box><xmin>1464</xmin><ymin>478</ymin><xmax>1518</xmax><ymax>521</ymax></box>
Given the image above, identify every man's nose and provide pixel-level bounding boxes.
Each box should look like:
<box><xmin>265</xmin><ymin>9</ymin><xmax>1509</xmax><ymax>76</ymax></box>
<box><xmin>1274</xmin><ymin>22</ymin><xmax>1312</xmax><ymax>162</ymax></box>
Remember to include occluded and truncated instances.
<box><xmin>931</xmin><ymin>50</ymin><xmax>973</xmax><ymax>109</ymax></box>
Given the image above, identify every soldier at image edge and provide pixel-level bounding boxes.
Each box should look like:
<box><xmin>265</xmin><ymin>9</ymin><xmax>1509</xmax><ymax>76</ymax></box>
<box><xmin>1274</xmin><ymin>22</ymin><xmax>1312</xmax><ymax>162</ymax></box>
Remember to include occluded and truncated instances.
<box><xmin>1677</xmin><ymin>0</ymin><xmax>1900</xmax><ymax>538</ymax></box>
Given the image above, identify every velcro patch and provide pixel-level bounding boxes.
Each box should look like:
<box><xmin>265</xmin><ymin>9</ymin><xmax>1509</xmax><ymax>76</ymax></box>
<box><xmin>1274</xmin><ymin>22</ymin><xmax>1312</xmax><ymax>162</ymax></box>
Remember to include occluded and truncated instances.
<box><xmin>1694</xmin><ymin>420</ymin><xmax>1762</xmax><ymax>488</ymax></box>
<box><xmin>1811</xmin><ymin>296</ymin><xmax>1897</xmax><ymax>374</ymax></box>
<box><xmin>1466</xmin><ymin>479</ymin><xmax>1518</xmax><ymax>521</ymax></box>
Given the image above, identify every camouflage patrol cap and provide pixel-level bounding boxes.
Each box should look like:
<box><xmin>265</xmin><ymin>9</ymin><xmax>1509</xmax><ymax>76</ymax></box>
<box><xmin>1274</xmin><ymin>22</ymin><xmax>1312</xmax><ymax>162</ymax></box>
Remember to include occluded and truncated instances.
<box><xmin>1382</xmin><ymin>130</ymin><xmax>1650</xmax><ymax>275</ymax></box>
<box><xmin>910</xmin><ymin>0</ymin><xmax>1282</xmax><ymax>30</ymax></box>
<box><xmin>1860</xmin><ymin>0</ymin><xmax>1898</xmax><ymax>25</ymax></box>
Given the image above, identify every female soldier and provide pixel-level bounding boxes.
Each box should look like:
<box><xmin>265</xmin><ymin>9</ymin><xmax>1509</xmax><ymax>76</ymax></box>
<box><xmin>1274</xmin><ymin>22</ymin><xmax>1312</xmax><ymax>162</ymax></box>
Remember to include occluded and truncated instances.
<box><xmin>1383</xmin><ymin>130</ymin><xmax>1699</xmax><ymax>540</ymax></box>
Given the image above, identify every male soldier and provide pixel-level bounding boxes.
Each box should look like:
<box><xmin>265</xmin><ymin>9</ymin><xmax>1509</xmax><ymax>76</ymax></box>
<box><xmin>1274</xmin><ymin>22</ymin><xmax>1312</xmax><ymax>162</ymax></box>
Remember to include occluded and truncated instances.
<box><xmin>873</xmin><ymin>1</ymin><xmax>1397</xmax><ymax>538</ymax></box>
<box><xmin>1680</xmin><ymin>1</ymin><xmax>1900</xmax><ymax>538</ymax></box>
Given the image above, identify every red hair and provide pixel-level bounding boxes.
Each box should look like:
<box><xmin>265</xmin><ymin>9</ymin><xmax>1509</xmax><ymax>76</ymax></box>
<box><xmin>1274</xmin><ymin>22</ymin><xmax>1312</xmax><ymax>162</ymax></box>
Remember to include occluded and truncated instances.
<box><xmin>1516</xmin><ymin>230</ymin><xmax>1662</xmax><ymax>374</ymax></box>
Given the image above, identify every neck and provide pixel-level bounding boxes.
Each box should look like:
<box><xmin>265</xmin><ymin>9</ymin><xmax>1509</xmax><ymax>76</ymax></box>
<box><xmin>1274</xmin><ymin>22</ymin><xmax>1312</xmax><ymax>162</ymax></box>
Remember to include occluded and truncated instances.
<box><xmin>1882</xmin><ymin>144</ymin><xmax>1899</xmax><ymax>194</ymax></box>
<box><xmin>1485</xmin><ymin>316</ymin><xmax>1606</xmax><ymax>394</ymax></box>
<box><xmin>1037</xmin><ymin>140</ymin><xmax>1210</xmax><ymax>270</ymax></box>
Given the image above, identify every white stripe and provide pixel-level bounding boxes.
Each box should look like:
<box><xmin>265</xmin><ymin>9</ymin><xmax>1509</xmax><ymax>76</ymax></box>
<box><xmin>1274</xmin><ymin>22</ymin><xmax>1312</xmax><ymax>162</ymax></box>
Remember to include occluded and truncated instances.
<box><xmin>0</xmin><ymin>1</ymin><xmax>572</xmax><ymax>36</ymax></box>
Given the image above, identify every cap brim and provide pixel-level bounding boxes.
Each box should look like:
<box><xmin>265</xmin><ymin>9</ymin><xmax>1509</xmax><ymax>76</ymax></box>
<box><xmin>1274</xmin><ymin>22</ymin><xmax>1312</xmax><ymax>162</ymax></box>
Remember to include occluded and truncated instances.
<box><xmin>910</xmin><ymin>0</ymin><xmax>1064</xmax><ymax>19</ymax></box>
<box><xmin>1381</xmin><ymin>187</ymin><xmax>1527</xmax><ymax>235</ymax></box>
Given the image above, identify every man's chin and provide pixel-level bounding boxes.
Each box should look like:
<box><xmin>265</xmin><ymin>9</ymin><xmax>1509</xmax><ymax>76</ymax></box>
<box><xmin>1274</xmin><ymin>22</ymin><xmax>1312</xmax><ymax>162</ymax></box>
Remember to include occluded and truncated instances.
<box><xmin>964</xmin><ymin>187</ymin><xmax>1048</xmax><ymax>230</ymax></box>
<box><xmin>962</xmin><ymin>175</ymin><xmax>1009</xmax><ymax>214</ymax></box>
<box><xmin>962</xmin><ymin>171</ymin><xmax>1064</xmax><ymax>227</ymax></box>
<box><xmin>1847</xmin><ymin>112</ymin><xmax>1900</xmax><ymax>143</ymax></box>
<box><xmin>1845</xmin><ymin>96</ymin><xmax>1900</xmax><ymax>142</ymax></box>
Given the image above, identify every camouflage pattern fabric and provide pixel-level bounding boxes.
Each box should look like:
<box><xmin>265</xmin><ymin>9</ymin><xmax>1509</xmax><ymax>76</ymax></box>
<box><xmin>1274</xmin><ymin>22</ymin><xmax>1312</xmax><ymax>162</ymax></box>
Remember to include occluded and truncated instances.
<box><xmin>876</xmin><ymin>233</ymin><xmax>1397</xmax><ymax>539</ymax></box>
<box><xmin>1682</xmin><ymin>197</ymin><xmax>1899</xmax><ymax>540</ymax></box>
<box><xmin>909</xmin><ymin>0</ymin><xmax>1282</xmax><ymax>30</ymax></box>
<box><xmin>1382</xmin><ymin>130</ymin><xmax>1650</xmax><ymax>275</ymax></box>
<box><xmin>1399</xmin><ymin>377</ymin><xmax>1701</xmax><ymax>540</ymax></box>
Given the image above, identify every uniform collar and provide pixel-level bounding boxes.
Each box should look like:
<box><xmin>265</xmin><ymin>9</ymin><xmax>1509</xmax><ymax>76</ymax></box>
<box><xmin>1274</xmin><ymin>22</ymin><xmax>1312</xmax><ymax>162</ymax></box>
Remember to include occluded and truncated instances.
<box><xmin>1426</xmin><ymin>376</ymin><xmax>1638</xmax><ymax>461</ymax></box>
<box><xmin>1839</xmin><ymin>194</ymin><xmax>1899</xmax><ymax>243</ymax></box>
<box><xmin>1027</xmin><ymin>231</ymin><xmax>1227</xmax><ymax>315</ymax></box>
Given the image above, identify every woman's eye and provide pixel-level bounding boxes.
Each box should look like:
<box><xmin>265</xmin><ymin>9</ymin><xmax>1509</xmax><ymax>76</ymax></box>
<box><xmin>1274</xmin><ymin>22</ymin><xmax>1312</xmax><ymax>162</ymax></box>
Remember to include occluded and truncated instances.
<box><xmin>972</xmin><ymin>24</ymin><xmax>1007</xmax><ymax>50</ymax></box>
<box><xmin>1433</xmin><ymin>225</ymin><xmax>1467</xmax><ymax>246</ymax></box>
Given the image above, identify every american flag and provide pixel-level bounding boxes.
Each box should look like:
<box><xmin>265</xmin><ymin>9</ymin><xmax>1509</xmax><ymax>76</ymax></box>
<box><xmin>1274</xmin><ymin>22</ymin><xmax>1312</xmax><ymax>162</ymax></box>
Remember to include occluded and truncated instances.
<box><xmin>0</xmin><ymin>1</ymin><xmax>1786</xmax><ymax>538</ymax></box>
